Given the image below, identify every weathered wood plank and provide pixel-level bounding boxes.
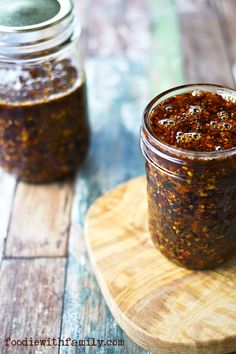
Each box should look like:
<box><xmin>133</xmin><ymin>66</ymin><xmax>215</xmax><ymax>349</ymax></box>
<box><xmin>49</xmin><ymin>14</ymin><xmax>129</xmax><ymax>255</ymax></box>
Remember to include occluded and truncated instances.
<box><xmin>177</xmin><ymin>0</ymin><xmax>234</xmax><ymax>86</ymax></box>
<box><xmin>0</xmin><ymin>258</ymin><xmax>66</xmax><ymax>354</ymax></box>
<box><xmin>60</xmin><ymin>179</ymin><xmax>148</xmax><ymax>354</ymax></box>
<box><xmin>60</xmin><ymin>0</ymin><xmax>151</xmax><ymax>352</ymax></box>
<box><xmin>0</xmin><ymin>170</ymin><xmax>16</xmax><ymax>264</ymax></box>
<box><xmin>215</xmin><ymin>0</ymin><xmax>236</xmax><ymax>85</ymax></box>
<box><xmin>59</xmin><ymin>59</ymin><xmax>150</xmax><ymax>354</ymax></box>
<box><xmin>83</xmin><ymin>0</ymin><xmax>150</xmax><ymax>58</ymax></box>
<box><xmin>5</xmin><ymin>180</ymin><xmax>73</xmax><ymax>257</ymax></box>
<box><xmin>61</xmin><ymin>0</ymin><xmax>185</xmax><ymax>352</ymax></box>
<box><xmin>148</xmin><ymin>0</ymin><xmax>184</xmax><ymax>95</ymax></box>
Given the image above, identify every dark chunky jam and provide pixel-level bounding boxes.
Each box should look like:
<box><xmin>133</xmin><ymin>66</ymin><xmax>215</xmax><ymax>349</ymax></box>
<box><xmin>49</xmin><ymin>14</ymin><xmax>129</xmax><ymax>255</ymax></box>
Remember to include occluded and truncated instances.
<box><xmin>142</xmin><ymin>87</ymin><xmax>236</xmax><ymax>269</ymax></box>
<box><xmin>0</xmin><ymin>59</ymin><xmax>89</xmax><ymax>182</ymax></box>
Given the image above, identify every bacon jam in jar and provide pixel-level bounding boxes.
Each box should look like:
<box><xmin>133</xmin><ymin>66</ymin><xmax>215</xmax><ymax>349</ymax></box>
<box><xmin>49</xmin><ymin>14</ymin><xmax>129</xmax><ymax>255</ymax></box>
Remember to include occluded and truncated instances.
<box><xmin>0</xmin><ymin>0</ymin><xmax>90</xmax><ymax>183</ymax></box>
<box><xmin>141</xmin><ymin>84</ymin><xmax>236</xmax><ymax>270</ymax></box>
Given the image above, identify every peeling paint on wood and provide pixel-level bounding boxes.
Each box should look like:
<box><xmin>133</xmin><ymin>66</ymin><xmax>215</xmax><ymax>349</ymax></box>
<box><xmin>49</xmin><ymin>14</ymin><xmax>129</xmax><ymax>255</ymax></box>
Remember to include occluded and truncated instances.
<box><xmin>60</xmin><ymin>0</ymin><xmax>185</xmax><ymax>352</ymax></box>
<box><xmin>148</xmin><ymin>0</ymin><xmax>184</xmax><ymax>95</ymax></box>
<box><xmin>60</xmin><ymin>57</ymin><xmax>150</xmax><ymax>353</ymax></box>
<box><xmin>0</xmin><ymin>170</ymin><xmax>16</xmax><ymax>265</ymax></box>
<box><xmin>5</xmin><ymin>180</ymin><xmax>74</xmax><ymax>257</ymax></box>
<box><xmin>177</xmin><ymin>0</ymin><xmax>234</xmax><ymax>86</ymax></box>
<box><xmin>215</xmin><ymin>0</ymin><xmax>236</xmax><ymax>86</ymax></box>
<box><xmin>0</xmin><ymin>258</ymin><xmax>66</xmax><ymax>354</ymax></box>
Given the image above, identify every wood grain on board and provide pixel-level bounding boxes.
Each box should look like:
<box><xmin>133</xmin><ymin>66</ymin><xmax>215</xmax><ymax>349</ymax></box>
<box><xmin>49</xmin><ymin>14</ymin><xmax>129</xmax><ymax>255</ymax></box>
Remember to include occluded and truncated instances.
<box><xmin>85</xmin><ymin>176</ymin><xmax>236</xmax><ymax>354</ymax></box>
<box><xmin>0</xmin><ymin>258</ymin><xmax>66</xmax><ymax>354</ymax></box>
<box><xmin>5</xmin><ymin>180</ymin><xmax>73</xmax><ymax>258</ymax></box>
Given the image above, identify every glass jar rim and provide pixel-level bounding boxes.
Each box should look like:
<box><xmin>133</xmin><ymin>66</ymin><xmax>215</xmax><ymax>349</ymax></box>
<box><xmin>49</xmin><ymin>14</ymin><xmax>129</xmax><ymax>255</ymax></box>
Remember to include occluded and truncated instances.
<box><xmin>142</xmin><ymin>83</ymin><xmax>236</xmax><ymax>160</ymax></box>
<box><xmin>0</xmin><ymin>0</ymin><xmax>72</xmax><ymax>32</ymax></box>
<box><xmin>0</xmin><ymin>0</ymin><xmax>77</xmax><ymax>59</ymax></box>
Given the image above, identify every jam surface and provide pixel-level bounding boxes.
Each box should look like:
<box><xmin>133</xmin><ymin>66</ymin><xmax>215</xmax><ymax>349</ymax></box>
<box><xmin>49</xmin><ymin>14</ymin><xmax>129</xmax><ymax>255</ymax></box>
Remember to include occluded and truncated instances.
<box><xmin>149</xmin><ymin>90</ymin><xmax>236</xmax><ymax>152</ymax></box>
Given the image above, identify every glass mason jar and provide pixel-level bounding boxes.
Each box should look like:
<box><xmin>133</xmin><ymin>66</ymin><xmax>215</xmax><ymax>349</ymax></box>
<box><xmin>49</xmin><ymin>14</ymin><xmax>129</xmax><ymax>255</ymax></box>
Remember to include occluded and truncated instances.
<box><xmin>0</xmin><ymin>0</ymin><xmax>90</xmax><ymax>183</ymax></box>
<box><xmin>140</xmin><ymin>84</ymin><xmax>236</xmax><ymax>270</ymax></box>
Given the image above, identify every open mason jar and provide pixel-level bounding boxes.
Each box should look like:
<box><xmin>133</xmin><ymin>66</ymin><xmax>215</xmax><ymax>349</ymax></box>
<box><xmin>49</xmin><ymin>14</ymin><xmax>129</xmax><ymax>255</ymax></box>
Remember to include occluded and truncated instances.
<box><xmin>140</xmin><ymin>84</ymin><xmax>236</xmax><ymax>270</ymax></box>
<box><xmin>0</xmin><ymin>0</ymin><xmax>90</xmax><ymax>183</ymax></box>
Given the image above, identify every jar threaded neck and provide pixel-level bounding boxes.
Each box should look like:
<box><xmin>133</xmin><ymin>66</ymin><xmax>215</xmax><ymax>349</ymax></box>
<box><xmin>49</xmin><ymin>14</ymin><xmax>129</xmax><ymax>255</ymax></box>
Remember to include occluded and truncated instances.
<box><xmin>0</xmin><ymin>0</ymin><xmax>76</xmax><ymax>59</ymax></box>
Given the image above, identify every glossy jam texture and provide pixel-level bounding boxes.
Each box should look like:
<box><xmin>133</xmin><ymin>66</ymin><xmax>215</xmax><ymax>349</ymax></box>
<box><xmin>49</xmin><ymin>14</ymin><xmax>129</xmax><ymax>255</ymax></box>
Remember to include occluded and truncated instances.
<box><xmin>0</xmin><ymin>59</ymin><xmax>90</xmax><ymax>182</ymax></box>
<box><xmin>146</xmin><ymin>159</ymin><xmax>236</xmax><ymax>269</ymax></box>
<box><xmin>149</xmin><ymin>90</ymin><xmax>236</xmax><ymax>151</ymax></box>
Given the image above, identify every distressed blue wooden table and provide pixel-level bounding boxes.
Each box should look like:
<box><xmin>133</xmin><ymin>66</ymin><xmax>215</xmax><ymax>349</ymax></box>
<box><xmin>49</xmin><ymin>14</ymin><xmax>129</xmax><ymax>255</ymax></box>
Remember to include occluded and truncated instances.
<box><xmin>0</xmin><ymin>0</ymin><xmax>235</xmax><ymax>353</ymax></box>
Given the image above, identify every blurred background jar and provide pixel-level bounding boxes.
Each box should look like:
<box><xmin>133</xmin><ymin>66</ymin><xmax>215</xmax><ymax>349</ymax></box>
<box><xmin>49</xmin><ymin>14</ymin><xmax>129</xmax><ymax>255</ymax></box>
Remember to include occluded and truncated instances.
<box><xmin>0</xmin><ymin>0</ymin><xmax>90</xmax><ymax>183</ymax></box>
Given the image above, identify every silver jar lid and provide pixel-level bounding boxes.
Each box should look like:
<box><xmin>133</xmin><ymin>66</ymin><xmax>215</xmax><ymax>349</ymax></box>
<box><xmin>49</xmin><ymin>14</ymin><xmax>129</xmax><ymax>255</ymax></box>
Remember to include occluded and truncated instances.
<box><xmin>0</xmin><ymin>0</ymin><xmax>75</xmax><ymax>58</ymax></box>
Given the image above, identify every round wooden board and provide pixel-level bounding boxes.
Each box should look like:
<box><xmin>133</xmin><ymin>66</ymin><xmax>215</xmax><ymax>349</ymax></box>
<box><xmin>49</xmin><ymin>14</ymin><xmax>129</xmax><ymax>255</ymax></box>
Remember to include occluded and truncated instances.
<box><xmin>85</xmin><ymin>176</ymin><xmax>236</xmax><ymax>354</ymax></box>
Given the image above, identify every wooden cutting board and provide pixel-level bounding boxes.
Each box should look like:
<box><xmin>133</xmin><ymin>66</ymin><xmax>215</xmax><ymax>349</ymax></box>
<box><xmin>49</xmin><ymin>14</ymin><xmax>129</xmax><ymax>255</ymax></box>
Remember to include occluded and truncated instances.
<box><xmin>84</xmin><ymin>176</ymin><xmax>236</xmax><ymax>354</ymax></box>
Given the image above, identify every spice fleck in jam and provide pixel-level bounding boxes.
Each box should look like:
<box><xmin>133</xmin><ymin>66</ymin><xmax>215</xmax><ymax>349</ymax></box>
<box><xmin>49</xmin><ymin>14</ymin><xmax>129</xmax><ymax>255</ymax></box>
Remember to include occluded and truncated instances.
<box><xmin>0</xmin><ymin>59</ymin><xmax>90</xmax><ymax>182</ymax></box>
<box><xmin>141</xmin><ymin>85</ymin><xmax>236</xmax><ymax>269</ymax></box>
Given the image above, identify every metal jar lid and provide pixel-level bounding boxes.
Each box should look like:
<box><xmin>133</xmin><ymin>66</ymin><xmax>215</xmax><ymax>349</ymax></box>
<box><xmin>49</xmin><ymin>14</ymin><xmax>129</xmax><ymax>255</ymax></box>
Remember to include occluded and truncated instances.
<box><xmin>0</xmin><ymin>0</ymin><xmax>75</xmax><ymax>58</ymax></box>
